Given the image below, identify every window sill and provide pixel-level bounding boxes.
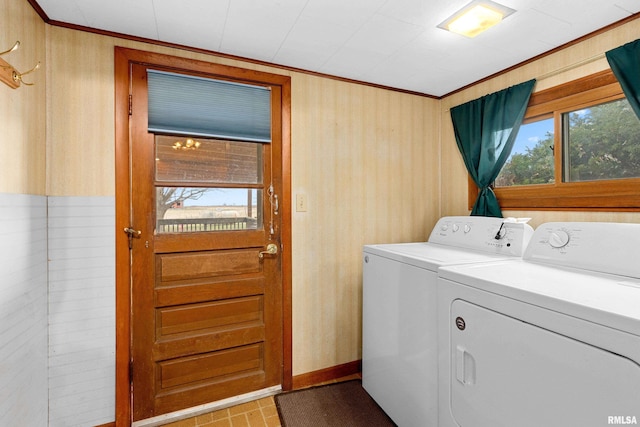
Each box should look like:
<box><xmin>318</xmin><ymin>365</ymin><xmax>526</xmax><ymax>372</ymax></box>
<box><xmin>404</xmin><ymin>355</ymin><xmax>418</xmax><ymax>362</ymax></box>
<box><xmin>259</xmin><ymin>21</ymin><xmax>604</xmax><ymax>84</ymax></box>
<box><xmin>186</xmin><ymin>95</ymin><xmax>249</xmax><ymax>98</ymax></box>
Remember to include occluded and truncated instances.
<box><xmin>468</xmin><ymin>177</ymin><xmax>640</xmax><ymax>211</ymax></box>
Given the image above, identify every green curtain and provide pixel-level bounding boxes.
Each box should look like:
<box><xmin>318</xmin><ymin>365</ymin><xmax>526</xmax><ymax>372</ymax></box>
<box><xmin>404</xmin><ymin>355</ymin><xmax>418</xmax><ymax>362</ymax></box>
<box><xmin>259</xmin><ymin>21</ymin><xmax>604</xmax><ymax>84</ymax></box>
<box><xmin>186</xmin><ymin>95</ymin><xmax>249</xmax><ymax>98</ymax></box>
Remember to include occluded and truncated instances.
<box><xmin>606</xmin><ymin>39</ymin><xmax>640</xmax><ymax>120</ymax></box>
<box><xmin>450</xmin><ymin>79</ymin><xmax>536</xmax><ymax>217</ymax></box>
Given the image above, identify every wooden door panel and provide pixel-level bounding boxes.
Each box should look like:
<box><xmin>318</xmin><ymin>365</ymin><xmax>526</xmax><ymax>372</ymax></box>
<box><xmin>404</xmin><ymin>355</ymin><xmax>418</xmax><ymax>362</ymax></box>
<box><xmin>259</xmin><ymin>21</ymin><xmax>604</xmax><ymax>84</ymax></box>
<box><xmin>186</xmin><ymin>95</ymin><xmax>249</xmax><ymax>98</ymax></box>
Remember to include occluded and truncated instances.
<box><xmin>155</xmin><ymin>278</ymin><xmax>264</xmax><ymax>306</ymax></box>
<box><xmin>154</xmin><ymin>230</ymin><xmax>265</xmax><ymax>253</ymax></box>
<box><xmin>158</xmin><ymin>344</ymin><xmax>263</xmax><ymax>389</ymax></box>
<box><xmin>155</xmin><ymin>367</ymin><xmax>267</xmax><ymax>415</ymax></box>
<box><xmin>129</xmin><ymin>62</ymin><xmax>284</xmax><ymax>421</ymax></box>
<box><xmin>157</xmin><ymin>296</ymin><xmax>264</xmax><ymax>336</ymax></box>
<box><xmin>157</xmin><ymin>249</ymin><xmax>262</xmax><ymax>282</ymax></box>
<box><xmin>116</xmin><ymin>49</ymin><xmax>291</xmax><ymax>424</ymax></box>
<box><xmin>155</xmin><ymin>325</ymin><xmax>265</xmax><ymax>359</ymax></box>
<box><xmin>152</xmin><ymin>249</ymin><xmax>268</xmax><ymax>408</ymax></box>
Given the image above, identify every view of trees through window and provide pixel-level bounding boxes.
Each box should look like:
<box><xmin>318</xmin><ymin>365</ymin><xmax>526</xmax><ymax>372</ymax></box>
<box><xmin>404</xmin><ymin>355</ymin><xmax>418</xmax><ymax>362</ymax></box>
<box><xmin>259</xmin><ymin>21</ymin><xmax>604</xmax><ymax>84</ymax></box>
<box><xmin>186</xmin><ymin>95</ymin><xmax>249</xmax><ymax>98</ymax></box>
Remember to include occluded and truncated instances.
<box><xmin>495</xmin><ymin>118</ymin><xmax>554</xmax><ymax>186</ymax></box>
<box><xmin>496</xmin><ymin>97</ymin><xmax>640</xmax><ymax>187</ymax></box>
<box><xmin>566</xmin><ymin>98</ymin><xmax>640</xmax><ymax>182</ymax></box>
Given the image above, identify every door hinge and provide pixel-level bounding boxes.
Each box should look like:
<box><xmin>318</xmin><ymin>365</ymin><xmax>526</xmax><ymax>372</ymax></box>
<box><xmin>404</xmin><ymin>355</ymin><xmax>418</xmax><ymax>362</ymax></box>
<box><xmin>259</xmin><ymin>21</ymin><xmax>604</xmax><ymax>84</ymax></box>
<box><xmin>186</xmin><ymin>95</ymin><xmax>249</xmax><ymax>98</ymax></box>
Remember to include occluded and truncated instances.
<box><xmin>129</xmin><ymin>360</ymin><xmax>133</xmax><ymax>384</ymax></box>
<box><xmin>128</xmin><ymin>94</ymin><xmax>132</xmax><ymax>116</ymax></box>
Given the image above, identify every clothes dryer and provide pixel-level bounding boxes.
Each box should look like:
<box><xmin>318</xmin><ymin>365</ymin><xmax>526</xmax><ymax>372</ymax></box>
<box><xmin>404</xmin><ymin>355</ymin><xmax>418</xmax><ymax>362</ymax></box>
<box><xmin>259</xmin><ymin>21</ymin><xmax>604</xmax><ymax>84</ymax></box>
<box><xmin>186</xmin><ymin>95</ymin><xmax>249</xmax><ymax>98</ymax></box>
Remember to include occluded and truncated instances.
<box><xmin>437</xmin><ymin>222</ymin><xmax>640</xmax><ymax>427</ymax></box>
<box><xmin>363</xmin><ymin>216</ymin><xmax>533</xmax><ymax>427</ymax></box>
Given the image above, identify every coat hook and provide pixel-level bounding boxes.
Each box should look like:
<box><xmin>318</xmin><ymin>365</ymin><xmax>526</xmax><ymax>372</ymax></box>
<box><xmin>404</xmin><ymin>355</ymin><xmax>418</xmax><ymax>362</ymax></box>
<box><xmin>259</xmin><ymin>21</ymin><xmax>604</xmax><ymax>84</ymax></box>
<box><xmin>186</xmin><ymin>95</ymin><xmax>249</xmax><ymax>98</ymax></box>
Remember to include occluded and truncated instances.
<box><xmin>13</xmin><ymin>62</ymin><xmax>40</xmax><ymax>86</ymax></box>
<box><xmin>0</xmin><ymin>41</ymin><xmax>20</xmax><ymax>57</ymax></box>
<box><xmin>0</xmin><ymin>41</ymin><xmax>41</xmax><ymax>89</ymax></box>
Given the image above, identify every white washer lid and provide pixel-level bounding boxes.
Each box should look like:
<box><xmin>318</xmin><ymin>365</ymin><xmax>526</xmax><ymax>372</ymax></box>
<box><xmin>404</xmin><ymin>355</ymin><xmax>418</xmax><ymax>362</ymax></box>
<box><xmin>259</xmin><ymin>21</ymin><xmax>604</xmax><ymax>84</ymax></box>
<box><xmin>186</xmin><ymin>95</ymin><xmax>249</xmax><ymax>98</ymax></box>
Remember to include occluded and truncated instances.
<box><xmin>364</xmin><ymin>242</ymin><xmax>517</xmax><ymax>272</ymax></box>
<box><xmin>439</xmin><ymin>259</ymin><xmax>640</xmax><ymax>335</ymax></box>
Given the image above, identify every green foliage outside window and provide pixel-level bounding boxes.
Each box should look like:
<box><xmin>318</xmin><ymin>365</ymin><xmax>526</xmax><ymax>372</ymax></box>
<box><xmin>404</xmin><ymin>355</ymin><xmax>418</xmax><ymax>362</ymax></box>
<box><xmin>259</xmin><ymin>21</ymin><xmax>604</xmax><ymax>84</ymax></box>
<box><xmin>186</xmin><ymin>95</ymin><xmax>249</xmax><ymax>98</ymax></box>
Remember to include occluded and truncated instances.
<box><xmin>496</xmin><ymin>98</ymin><xmax>640</xmax><ymax>187</ymax></box>
<box><xmin>495</xmin><ymin>127</ymin><xmax>554</xmax><ymax>186</ymax></box>
<box><xmin>566</xmin><ymin>99</ymin><xmax>640</xmax><ymax>182</ymax></box>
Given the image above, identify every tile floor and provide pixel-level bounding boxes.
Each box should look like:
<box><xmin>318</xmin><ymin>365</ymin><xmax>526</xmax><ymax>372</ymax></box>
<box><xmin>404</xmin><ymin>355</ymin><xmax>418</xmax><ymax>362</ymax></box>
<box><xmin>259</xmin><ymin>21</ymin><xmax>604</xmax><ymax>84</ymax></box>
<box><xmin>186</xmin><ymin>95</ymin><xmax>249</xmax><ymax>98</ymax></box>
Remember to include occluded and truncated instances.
<box><xmin>162</xmin><ymin>375</ymin><xmax>361</xmax><ymax>427</ymax></box>
<box><xmin>162</xmin><ymin>397</ymin><xmax>281</xmax><ymax>427</ymax></box>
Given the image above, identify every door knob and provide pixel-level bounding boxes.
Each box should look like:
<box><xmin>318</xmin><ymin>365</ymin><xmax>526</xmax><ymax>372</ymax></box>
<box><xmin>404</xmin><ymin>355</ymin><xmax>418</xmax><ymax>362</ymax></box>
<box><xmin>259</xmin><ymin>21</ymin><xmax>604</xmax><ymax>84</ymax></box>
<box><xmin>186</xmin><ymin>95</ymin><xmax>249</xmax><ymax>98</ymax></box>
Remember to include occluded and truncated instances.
<box><xmin>259</xmin><ymin>243</ymin><xmax>278</xmax><ymax>259</ymax></box>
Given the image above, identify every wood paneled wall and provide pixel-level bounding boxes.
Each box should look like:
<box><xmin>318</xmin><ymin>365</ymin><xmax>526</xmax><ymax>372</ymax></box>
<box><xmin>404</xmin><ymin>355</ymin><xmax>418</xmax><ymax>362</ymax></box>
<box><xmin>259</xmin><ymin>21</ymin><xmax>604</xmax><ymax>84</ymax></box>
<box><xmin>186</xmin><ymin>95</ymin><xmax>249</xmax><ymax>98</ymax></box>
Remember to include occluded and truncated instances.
<box><xmin>0</xmin><ymin>1</ymin><xmax>48</xmax><ymax>425</ymax></box>
<box><xmin>439</xmin><ymin>16</ymin><xmax>640</xmax><ymax>227</ymax></box>
<box><xmin>32</xmin><ymin>0</ymin><xmax>640</xmax><ymax>388</ymax></box>
<box><xmin>0</xmin><ymin>0</ymin><xmax>46</xmax><ymax>194</ymax></box>
<box><xmin>290</xmin><ymin>74</ymin><xmax>440</xmax><ymax>373</ymax></box>
<box><xmin>45</xmin><ymin>29</ymin><xmax>116</xmax><ymax>197</ymax></box>
<box><xmin>46</xmin><ymin>27</ymin><xmax>441</xmax><ymax>376</ymax></box>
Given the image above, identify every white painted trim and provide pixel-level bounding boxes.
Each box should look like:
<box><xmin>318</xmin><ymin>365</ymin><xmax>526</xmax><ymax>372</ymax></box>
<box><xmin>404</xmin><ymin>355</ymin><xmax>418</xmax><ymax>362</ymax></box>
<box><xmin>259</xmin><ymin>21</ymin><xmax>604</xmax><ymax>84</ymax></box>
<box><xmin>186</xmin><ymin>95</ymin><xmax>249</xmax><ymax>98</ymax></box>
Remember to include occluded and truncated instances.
<box><xmin>132</xmin><ymin>385</ymin><xmax>282</xmax><ymax>427</ymax></box>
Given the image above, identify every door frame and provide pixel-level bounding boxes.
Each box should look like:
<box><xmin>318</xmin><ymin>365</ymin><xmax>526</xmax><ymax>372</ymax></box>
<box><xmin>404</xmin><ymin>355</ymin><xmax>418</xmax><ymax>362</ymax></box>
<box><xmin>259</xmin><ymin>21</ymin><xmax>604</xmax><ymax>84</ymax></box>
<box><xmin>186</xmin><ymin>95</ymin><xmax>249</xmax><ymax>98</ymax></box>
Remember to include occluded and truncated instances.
<box><xmin>114</xmin><ymin>47</ymin><xmax>292</xmax><ymax>426</ymax></box>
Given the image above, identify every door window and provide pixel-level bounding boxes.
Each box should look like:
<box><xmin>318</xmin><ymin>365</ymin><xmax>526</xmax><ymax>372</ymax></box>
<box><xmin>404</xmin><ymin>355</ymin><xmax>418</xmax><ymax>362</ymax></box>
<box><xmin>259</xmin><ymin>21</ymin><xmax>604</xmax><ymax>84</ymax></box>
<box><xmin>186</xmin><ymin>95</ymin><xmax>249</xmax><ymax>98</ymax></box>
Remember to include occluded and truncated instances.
<box><xmin>154</xmin><ymin>135</ymin><xmax>264</xmax><ymax>233</ymax></box>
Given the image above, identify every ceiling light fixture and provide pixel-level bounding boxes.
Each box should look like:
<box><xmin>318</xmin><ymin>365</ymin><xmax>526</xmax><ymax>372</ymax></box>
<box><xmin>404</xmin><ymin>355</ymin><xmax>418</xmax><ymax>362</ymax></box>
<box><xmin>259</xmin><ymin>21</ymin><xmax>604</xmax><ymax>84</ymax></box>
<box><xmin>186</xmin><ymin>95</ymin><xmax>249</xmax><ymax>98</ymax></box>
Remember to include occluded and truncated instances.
<box><xmin>172</xmin><ymin>138</ymin><xmax>201</xmax><ymax>150</ymax></box>
<box><xmin>438</xmin><ymin>0</ymin><xmax>515</xmax><ymax>38</ymax></box>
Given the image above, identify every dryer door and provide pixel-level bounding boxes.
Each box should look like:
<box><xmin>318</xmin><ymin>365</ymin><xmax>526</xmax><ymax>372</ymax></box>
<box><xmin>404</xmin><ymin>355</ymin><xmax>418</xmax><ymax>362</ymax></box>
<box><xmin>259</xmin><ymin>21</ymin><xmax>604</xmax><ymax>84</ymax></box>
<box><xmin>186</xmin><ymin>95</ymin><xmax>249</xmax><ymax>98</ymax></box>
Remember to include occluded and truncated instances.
<box><xmin>449</xmin><ymin>299</ymin><xmax>640</xmax><ymax>427</ymax></box>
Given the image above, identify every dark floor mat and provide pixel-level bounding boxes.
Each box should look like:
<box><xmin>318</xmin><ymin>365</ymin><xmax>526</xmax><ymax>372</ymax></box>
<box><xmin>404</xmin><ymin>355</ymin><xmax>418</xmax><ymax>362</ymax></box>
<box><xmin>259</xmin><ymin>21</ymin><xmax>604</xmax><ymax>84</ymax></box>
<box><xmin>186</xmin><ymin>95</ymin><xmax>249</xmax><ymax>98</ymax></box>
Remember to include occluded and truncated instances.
<box><xmin>275</xmin><ymin>380</ymin><xmax>396</xmax><ymax>427</ymax></box>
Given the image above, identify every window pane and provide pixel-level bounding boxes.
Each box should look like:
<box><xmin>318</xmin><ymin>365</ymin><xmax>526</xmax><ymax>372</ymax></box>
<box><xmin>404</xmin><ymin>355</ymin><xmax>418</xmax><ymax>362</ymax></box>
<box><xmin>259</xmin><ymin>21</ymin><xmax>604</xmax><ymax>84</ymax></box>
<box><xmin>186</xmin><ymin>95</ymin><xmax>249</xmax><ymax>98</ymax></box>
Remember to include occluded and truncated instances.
<box><xmin>495</xmin><ymin>118</ymin><xmax>555</xmax><ymax>187</ymax></box>
<box><xmin>565</xmin><ymin>98</ymin><xmax>640</xmax><ymax>182</ymax></box>
<box><xmin>156</xmin><ymin>187</ymin><xmax>261</xmax><ymax>233</ymax></box>
<box><xmin>155</xmin><ymin>135</ymin><xmax>262</xmax><ymax>184</ymax></box>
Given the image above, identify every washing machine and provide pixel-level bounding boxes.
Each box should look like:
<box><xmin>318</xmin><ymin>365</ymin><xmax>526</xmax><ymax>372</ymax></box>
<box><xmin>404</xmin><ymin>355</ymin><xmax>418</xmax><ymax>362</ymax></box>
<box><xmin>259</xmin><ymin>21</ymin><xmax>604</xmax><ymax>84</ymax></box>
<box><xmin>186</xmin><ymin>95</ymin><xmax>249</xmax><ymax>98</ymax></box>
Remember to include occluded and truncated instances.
<box><xmin>437</xmin><ymin>222</ymin><xmax>640</xmax><ymax>427</ymax></box>
<box><xmin>363</xmin><ymin>216</ymin><xmax>533</xmax><ymax>427</ymax></box>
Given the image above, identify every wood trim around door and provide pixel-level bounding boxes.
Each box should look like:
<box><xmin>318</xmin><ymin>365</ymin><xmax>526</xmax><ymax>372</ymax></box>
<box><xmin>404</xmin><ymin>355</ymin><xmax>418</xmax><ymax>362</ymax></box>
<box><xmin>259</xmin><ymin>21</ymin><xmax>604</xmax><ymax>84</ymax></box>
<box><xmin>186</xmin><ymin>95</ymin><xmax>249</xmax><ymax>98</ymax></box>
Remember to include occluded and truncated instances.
<box><xmin>114</xmin><ymin>46</ymin><xmax>292</xmax><ymax>426</ymax></box>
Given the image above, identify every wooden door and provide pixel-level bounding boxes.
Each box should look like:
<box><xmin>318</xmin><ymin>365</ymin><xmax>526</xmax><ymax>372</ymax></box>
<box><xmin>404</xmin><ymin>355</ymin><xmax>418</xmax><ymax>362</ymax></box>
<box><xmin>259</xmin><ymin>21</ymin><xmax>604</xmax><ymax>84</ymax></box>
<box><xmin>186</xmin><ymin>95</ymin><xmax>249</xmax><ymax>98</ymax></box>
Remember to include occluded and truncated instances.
<box><xmin>128</xmin><ymin>63</ymin><xmax>283</xmax><ymax>421</ymax></box>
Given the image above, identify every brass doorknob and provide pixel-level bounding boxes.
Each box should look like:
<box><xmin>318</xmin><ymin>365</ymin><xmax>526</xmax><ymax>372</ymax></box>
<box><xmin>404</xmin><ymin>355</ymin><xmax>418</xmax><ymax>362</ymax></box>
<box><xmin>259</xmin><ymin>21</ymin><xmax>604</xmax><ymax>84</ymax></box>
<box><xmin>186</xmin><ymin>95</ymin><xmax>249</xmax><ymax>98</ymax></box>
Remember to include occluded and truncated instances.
<box><xmin>259</xmin><ymin>243</ymin><xmax>278</xmax><ymax>259</ymax></box>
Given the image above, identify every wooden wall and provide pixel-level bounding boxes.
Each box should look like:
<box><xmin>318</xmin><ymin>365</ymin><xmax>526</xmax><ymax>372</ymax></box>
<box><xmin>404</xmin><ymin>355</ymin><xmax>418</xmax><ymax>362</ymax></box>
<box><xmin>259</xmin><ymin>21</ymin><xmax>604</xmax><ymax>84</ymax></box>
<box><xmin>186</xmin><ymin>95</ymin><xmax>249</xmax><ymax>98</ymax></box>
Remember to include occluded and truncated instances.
<box><xmin>6</xmin><ymin>3</ymin><xmax>640</xmax><ymax>425</ymax></box>
<box><xmin>290</xmin><ymin>73</ymin><xmax>440</xmax><ymax>373</ymax></box>
<box><xmin>0</xmin><ymin>0</ymin><xmax>46</xmax><ymax>194</ymax></box>
<box><xmin>45</xmin><ymin>27</ymin><xmax>441</xmax><ymax>377</ymax></box>
<box><xmin>0</xmin><ymin>2</ymin><xmax>48</xmax><ymax>425</ymax></box>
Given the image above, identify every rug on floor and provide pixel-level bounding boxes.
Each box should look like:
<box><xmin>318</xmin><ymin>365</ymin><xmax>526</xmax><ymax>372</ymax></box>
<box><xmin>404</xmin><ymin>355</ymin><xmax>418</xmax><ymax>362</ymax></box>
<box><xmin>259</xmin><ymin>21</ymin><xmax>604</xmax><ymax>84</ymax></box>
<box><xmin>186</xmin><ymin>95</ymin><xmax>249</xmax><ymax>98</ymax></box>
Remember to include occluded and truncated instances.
<box><xmin>275</xmin><ymin>379</ymin><xmax>396</xmax><ymax>427</ymax></box>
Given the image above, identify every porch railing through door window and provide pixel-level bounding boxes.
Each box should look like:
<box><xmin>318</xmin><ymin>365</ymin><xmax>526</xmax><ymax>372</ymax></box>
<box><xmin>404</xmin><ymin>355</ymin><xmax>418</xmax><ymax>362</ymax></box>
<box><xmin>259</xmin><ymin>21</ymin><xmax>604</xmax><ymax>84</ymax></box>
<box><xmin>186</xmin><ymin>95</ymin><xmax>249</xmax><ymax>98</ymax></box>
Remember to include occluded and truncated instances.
<box><xmin>157</xmin><ymin>217</ymin><xmax>258</xmax><ymax>233</ymax></box>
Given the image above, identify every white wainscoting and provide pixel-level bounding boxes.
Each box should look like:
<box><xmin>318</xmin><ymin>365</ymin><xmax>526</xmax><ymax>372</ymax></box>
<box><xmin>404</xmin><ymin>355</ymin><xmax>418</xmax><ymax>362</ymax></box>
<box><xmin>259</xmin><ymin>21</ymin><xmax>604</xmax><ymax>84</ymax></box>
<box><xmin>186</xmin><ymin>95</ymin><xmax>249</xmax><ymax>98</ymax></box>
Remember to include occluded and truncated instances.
<box><xmin>0</xmin><ymin>193</ymin><xmax>48</xmax><ymax>426</ymax></box>
<box><xmin>48</xmin><ymin>196</ymin><xmax>116</xmax><ymax>427</ymax></box>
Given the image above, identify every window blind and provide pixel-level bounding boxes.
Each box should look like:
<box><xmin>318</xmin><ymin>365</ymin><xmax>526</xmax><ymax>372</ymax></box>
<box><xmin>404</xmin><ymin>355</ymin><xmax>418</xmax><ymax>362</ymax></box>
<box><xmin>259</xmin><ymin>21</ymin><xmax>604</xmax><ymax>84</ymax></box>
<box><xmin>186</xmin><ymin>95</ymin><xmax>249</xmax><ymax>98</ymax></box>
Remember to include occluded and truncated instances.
<box><xmin>147</xmin><ymin>69</ymin><xmax>271</xmax><ymax>143</ymax></box>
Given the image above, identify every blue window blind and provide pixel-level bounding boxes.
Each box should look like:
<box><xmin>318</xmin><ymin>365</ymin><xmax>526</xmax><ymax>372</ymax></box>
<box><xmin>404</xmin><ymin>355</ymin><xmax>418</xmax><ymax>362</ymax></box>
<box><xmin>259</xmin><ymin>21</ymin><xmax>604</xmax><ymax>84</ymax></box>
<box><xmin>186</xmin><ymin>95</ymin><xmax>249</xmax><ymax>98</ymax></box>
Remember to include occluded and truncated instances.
<box><xmin>147</xmin><ymin>69</ymin><xmax>271</xmax><ymax>143</ymax></box>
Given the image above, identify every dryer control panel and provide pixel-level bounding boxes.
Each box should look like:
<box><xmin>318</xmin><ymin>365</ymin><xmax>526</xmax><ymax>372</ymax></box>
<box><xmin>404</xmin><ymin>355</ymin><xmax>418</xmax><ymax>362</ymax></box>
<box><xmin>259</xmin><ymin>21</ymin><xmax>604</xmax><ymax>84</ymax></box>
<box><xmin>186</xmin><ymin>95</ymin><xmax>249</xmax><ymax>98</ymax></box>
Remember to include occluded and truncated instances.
<box><xmin>428</xmin><ymin>216</ymin><xmax>534</xmax><ymax>257</ymax></box>
<box><xmin>524</xmin><ymin>222</ymin><xmax>640</xmax><ymax>278</ymax></box>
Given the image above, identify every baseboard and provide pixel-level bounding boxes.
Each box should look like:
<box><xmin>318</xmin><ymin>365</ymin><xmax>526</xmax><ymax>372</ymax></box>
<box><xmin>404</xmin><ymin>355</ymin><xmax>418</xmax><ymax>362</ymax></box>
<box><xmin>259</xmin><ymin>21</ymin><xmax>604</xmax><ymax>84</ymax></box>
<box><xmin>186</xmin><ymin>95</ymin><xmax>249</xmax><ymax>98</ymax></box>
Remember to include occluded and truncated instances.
<box><xmin>291</xmin><ymin>360</ymin><xmax>361</xmax><ymax>390</ymax></box>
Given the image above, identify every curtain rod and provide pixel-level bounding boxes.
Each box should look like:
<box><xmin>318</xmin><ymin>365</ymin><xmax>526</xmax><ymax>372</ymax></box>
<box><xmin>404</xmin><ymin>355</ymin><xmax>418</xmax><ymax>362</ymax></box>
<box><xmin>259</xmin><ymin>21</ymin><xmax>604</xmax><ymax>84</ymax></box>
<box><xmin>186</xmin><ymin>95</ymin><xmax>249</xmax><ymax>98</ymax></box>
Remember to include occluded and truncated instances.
<box><xmin>536</xmin><ymin>52</ymin><xmax>606</xmax><ymax>81</ymax></box>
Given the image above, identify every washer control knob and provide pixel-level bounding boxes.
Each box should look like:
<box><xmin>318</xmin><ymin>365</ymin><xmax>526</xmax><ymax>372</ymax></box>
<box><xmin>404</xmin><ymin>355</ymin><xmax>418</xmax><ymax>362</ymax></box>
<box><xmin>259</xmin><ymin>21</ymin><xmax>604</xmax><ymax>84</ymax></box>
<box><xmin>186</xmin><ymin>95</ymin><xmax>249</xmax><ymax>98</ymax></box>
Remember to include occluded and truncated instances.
<box><xmin>549</xmin><ymin>230</ymin><xmax>570</xmax><ymax>248</ymax></box>
<box><xmin>452</xmin><ymin>224</ymin><xmax>460</xmax><ymax>232</ymax></box>
<box><xmin>464</xmin><ymin>224</ymin><xmax>471</xmax><ymax>233</ymax></box>
<box><xmin>441</xmin><ymin>224</ymin><xmax>448</xmax><ymax>231</ymax></box>
<box><xmin>495</xmin><ymin>226</ymin><xmax>507</xmax><ymax>240</ymax></box>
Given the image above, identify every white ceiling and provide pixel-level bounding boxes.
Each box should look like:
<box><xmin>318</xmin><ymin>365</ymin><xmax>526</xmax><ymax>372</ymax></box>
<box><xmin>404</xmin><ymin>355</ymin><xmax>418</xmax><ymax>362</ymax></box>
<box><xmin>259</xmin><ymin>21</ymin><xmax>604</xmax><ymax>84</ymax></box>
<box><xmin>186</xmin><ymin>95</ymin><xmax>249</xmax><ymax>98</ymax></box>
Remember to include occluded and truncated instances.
<box><xmin>35</xmin><ymin>0</ymin><xmax>640</xmax><ymax>97</ymax></box>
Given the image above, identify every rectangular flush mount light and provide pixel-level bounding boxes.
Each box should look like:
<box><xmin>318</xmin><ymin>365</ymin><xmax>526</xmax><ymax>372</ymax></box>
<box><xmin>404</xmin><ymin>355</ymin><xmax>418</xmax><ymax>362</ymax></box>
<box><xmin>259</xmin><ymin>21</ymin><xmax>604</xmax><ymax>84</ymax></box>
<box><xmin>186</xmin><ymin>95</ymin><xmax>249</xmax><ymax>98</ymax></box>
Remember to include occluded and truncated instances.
<box><xmin>438</xmin><ymin>0</ymin><xmax>515</xmax><ymax>38</ymax></box>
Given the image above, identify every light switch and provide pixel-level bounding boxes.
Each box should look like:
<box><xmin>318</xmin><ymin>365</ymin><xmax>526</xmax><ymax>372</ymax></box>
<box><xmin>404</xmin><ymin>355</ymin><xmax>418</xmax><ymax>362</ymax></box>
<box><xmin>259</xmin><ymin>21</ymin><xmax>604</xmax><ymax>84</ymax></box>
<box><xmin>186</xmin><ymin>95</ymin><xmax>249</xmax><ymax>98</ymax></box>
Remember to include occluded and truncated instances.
<box><xmin>296</xmin><ymin>194</ymin><xmax>307</xmax><ymax>212</ymax></box>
